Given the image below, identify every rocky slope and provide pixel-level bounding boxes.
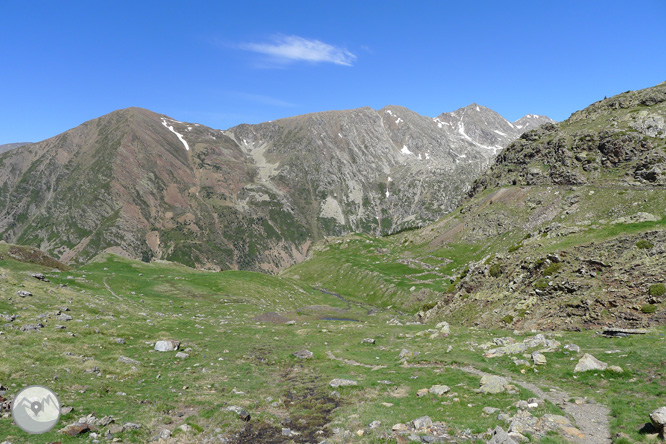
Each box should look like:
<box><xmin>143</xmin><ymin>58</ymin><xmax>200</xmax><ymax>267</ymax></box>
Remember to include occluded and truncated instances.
<box><xmin>0</xmin><ymin>104</ymin><xmax>550</xmax><ymax>272</ymax></box>
<box><xmin>420</xmin><ymin>81</ymin><xmax>666</xmax><ymax>329</ymax></box>
<box><xmin>285</xmin><ymin>82</ymin><xmax>666</xmax><ymax>329</ymax></box>
<box><xmin>0</xmin><ymin>142</ymin><xmax>31</xmax><ymax>154</ymax></box>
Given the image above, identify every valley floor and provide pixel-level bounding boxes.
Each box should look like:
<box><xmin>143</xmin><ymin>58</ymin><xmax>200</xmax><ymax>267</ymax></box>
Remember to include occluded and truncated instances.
<box><xmin>0</xmin><ymin>251</ymin><xmax>664</xmax><ymax>443</ymax></box>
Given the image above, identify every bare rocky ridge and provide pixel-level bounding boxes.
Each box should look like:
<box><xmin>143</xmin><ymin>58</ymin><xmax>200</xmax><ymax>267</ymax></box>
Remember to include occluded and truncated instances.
<box><xmin>0</xmin><ymin>142</ymin><xmax>31</xmax><ymax>154</ymax></box>
<box><xmin>412</xmin><ymin>81</ymin><xmax>666</xmax><ymax>329</ymax></box>
<box><xmin>0</xmin><ymin>104</ymin><xmax>551</xmax><ymax>272</ymax></box>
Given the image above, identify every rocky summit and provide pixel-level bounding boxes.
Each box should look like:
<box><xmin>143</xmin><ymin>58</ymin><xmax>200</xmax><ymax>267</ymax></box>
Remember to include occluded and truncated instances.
<box><xmin>0</xmin><ymin>104</ymin><xmax>547</xmax><ymax>272</ymax></box>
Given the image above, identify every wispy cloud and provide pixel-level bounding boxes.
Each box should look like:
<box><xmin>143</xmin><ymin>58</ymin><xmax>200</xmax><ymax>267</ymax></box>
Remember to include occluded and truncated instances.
<box><xmin>226</xmin><ymin>91</ymin><xmax>297</xmax><ymax>107</ymax></box>
<box><xmin>239</xmin><ymin>35</ymin><xmax>356</xmax><ymax>67</ymax></box>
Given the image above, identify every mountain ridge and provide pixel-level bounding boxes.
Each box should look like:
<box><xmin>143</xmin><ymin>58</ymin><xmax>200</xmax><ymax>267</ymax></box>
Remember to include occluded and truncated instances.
<box><xmin>0</xmin><ymin>103</ymin><xmax>553</xmax><ymax>271</ymax></box>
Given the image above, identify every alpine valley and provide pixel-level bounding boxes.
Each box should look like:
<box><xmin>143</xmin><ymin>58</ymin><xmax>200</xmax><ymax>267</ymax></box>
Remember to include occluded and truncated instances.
<box><xmin>1</xmin><ymin>83</ymin><xmax>666</xmax><ymax>444</ymax></box>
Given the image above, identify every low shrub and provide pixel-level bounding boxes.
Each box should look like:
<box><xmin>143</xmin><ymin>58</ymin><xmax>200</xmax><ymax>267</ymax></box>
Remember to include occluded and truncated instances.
<box><xmin>534</xmin><ymin>279</ymin><xmax>549</xmax><ymax>290</ymax></box>
<box><xmin>641</xmin><ymin>304</ymin><xmax>657</xmax><ymax>314</ymax></box>
<box><xmin>649</xmin><ymin>283</ymin><xmax>665</xmax><ymax>297</ymax></box>
<box><xmin>489</xmin><ymin>263</ymin><xmax>502</xmax><ymax>277</ymax></box>
<box><xmin>542</xmin><ymin>262</ymin><xmax>562</xmax><ymax>276</ymax></box>
<box><xmin>636</xmin><ymin>240</ymin><xmax>654</xmax><ymax>249</ymax></box>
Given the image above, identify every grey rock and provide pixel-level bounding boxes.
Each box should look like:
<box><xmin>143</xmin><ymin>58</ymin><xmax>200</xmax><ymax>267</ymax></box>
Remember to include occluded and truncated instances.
<box><xmin>57</xmin><ymin>313</ymin><xmax>73</xmax><ymax>321</ymax></box>
<box><xmin>361</xmin><ymin>338</ymin><xmax>376</xmax><ymax>344</ymax></box>
<box><xmin>411</xmin><ymin>415</ymin><xmax>433</xmax><ymax>430</ymax></box>
<box><xmin>159</xmin><ymin>429</ymin><xmax>172</xmax><ymax>440</ymax></box>
<box><xmin>20</xmin><ymin>323</ymin><xmax>43</xmax><ymax>332</ymax></box>
<box><xmin>487</xmin><ymin>426</ymin><xmax>518</xmax><ymax>444</ymax></box>
<box><xmin>154</xmin><ymin>340</ymin><xmax>180</xmax><ymax>352</ymax></box>
<box><xmin>650</xmin><ymin>406</ymin><xmax>666</xmax><ymax>432</ymax></box>
<box><xmin>563</xmin><ymin>343</ymin><xmax>580</xmax><ymax>353</ymax></box>
<box><xmin>508</xmin><ymin>410</ymin><xmax>538</xmax><ymax>435</ymax></box>
<box><xmin>435</xmin><ymin>321</ymin><xmax>450</xmax><ymax>335</ymax></box>
<box><xmin>114</xmin><ymin>338</ymin><xmax>125</xmax><ymax>344</ymax></box>
<box><xmin>293</xmin><ymin>350</ymin><xmax>314</xmax><ymax>359</ymax></box>
<box><xmin>329</xmin><ymin>378</ymin><xmax>357</xmax><ymax>388</ymax></box>
<box><xmin>124</xmin><ymin>423</ymin><xmax>141</xmax><ymax>430</ymax></box>
<box><xmin>282</xmin><ymin>428</ymin><xmax>292</xmax><ymax>436</ymax></box>
<box><xmin>479</xmin><ymin>375</ymin><xmax>509</xmax><ymax>394</ymax></box>
<box><xmin>482</xmin><ymin>406</ymin><xmax>500</xmax><ymax>415</ymax></box>
<box><xmin>175</xmin><ymin>352</ymin><xmax>189</xmax><ymax>359</ymax></box>
<box><xmin>531</xmin><ymin>352</ymin><xmax>547</xmax><ymax>365</ymax></box>
<box><xmin>429</xmin><ymin>385</ymin><xmax>450</xmax><ymax>396</ymax></box>
<box><xmin>117</xmin><ymin>356</ymin><xmax>141</xmax><ymax>365</ymax></box>
<box><xmin>368</xmin><ymin>420</ymin><xmax>381</xmax><ymax>429</ymax></box>
<box><xmin>574</xmin><ymin>353</ymin><xmax>607</xmax><ymax>372</ymax></box>
<box><xmin>16</xmin><ymin>290</ymin><xmax>32</xmax><ymax>297</ymax></box>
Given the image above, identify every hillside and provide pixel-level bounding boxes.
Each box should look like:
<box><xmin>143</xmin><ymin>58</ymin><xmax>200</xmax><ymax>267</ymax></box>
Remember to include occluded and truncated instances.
<box><xmin>0</xmin><ymin>143</ymin><xmax>31</xmax><ymax>154</ymax></box>
<box><xmin>284</xmin><ymin>81</ymin><xmax>666</xmax><ymax>330</ymax></box>
<box><xmin>0</xmin><ymin>105</ymin><xmax>547</xmax><ymax>272</ymax></box>
<box><xmin>0</xmin><ymin>246</ymin><xmax>665</xmax><ymax>443</ymax></box>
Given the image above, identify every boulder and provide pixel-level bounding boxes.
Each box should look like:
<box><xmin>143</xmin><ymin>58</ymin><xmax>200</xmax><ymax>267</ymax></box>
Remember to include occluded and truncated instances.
<box><xmin>411</xmin><ymin>416</ymin><xmax>433</xmax><ymax>430</ymax></box>
<box><xmin>175</xmin><ymin>352</ymin><xmax>189</xmax><ymax>359</ymax></box>
<box><xmin>435</xmin><ymin>321</ymin><xmax>450</xmax><ymax>335</ymax></box>
<box><xmin>154</xmin><ymin>340</ymin><xmax>180</xmax><ymax>352</ymax></box>
<box><xmin>650</xmin><ymin>407</ymin><xmax>666</xmax><ymax>436</ymax></box>
<box><xmin>430</xmin><ymin>385</ymin><xmax>450</xmax><ymax>396</ymax></box>
<box><xmin>416</xmin><ymin>388</ymin><xmax>429</xmax><ymax>397</ymax></box>
<box><xmin>574</xmin><ymin>353</ymin><xmax>607</xmax><ymax>372</ymax></box>
<box><xmin>487</xmin><ymin>426</ymin><xmax>518</xmax><ymax>444</ymax></box>
<box><xmin>531</xmin><ymin>352</ymin><xmax>547</xmax><ymax>365</ymax></box>
<box><xmin>60</xmin><ymin>422</ymin><xmax>91</xmax><ymax>436</ymax></box>
<box><xmin>361</xmin><ymin>338</ymin><xmax>376</xmax><ymax>344</ymax></box>
<box><xmin>16</xmin><ymin>290</ymin><xmax>32</xmax><ymax>297</ymax></box>
<box><xmin>479</xmin><ymin>375</ymin><xmax>510</xmax><ymax>394</ymax></box>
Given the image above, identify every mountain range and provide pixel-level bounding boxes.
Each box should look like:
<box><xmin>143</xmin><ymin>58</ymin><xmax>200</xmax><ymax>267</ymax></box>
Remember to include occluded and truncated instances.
<box><xmin>284</xmin><ymin>81</ymin><xmax>666</xmax><ymax>329</ymax></box>
<box><xmin>0</xmin><ymin>104</ymin><xmax>552</xmax><ymax>271</ymax></box>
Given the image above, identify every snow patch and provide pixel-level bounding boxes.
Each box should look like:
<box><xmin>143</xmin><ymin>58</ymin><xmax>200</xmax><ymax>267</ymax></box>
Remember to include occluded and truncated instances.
<box><xmin>401</xmin><ymin>145</ymin><xmax>413</xmax><ymax>155</ymax></box>
<box><xmin>385</xmin><ymin>109</ymin><xmax>394</xmax><ymax>116</ymax></box>
<box><xmin>476</xmin><ymin>105</ymin><xmax>480</xmax><ymax>112</ymax></box>
<box><xmin>425</xmin><ymin>152</ymin><xmax>430</xmax><ymax>160</ymax></box>
<box><xmin>338</xmin><ymin>133</ymin><xmax>343</xmax><ymax>138</ymax></box>
<box><xmin>395</xmin><ymin>117</ymin><xmax>403</xmax><ymax>125</ymax></box>
<box><xmin>161</xmin><ymin>119</ymin><xmax>190</xmax><ymax>151</ymax></box>
<box><xmin>493</xmin><ymin>130</ymin><xmax>507</xmax><ymax>136</ymax></box>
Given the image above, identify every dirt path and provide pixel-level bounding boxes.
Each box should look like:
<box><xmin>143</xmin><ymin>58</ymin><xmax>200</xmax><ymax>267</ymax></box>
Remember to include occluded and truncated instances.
<box><xmin>458</xmin><ymin>365</ymin><xmax>611</xmax><ymax>444</ymax></box>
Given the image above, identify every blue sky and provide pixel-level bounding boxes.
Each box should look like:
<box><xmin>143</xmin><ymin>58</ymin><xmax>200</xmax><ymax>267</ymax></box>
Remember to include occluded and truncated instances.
<box><xmin>1</xmin><ymin>1</ymin><xmax>665</xmax><ymax>144</ymax></box>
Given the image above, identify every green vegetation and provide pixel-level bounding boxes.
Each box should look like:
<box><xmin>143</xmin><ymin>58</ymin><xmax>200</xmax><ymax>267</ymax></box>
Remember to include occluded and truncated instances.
<box><xmin>636</xmin><ymin>239</ymin><xmax>654</xmax><ymax>249</ymax></box>
<box><xmin>542</xmin><ymin>262</ymin><xmax>562</xmax><ymax>276</ymax></box>
<box><xmin>489</xmin><ymin>263</ymin><xmax>502</xmax><ymax>277</ymax></box>
<box><xmin>641</xmin><ymin>304</ymin><xmax>657</xmax><ymax>313</ymax></box>
<box><xmin>649</xmin><ymin>283</ymin><xmax>665</xmax><ymax>297</ymax></box>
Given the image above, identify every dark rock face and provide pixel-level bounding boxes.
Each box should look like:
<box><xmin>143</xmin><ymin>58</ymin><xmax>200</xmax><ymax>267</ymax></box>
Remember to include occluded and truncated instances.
<box><xmin>471</xmin><ymin>82</ymin><xmax>666</xmax><ymax>195</ymax></box>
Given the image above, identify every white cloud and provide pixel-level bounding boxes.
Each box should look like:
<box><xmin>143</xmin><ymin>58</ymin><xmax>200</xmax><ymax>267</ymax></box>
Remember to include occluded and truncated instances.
<box><xmin>240</xmin><ymin>35</ymin><xmax>356</xmax><ymax>66</ymax></box>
